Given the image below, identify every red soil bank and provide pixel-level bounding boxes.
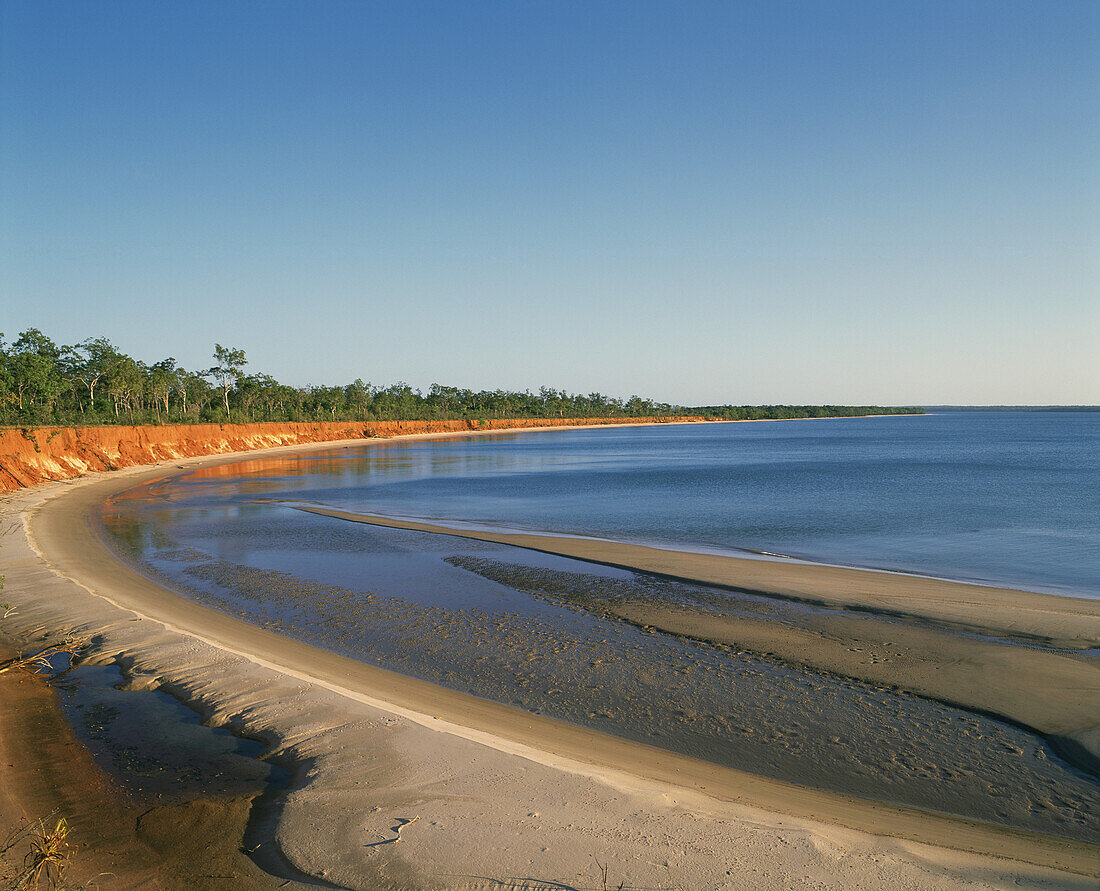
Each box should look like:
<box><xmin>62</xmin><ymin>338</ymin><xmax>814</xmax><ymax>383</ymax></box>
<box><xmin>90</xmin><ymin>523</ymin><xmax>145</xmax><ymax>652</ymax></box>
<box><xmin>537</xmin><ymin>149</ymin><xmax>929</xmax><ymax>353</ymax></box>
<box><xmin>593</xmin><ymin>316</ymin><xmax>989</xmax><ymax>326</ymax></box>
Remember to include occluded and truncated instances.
<box><xmin>0</xmin><ymin>418</ymin><xmax>693</xmax><ymax>492</ymax></box>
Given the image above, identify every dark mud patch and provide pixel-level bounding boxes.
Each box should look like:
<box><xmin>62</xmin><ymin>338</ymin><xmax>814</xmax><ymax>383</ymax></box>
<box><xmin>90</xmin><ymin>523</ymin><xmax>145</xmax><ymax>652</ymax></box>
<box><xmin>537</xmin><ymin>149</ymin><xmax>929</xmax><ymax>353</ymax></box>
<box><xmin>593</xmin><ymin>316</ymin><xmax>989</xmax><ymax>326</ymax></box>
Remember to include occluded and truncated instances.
<box><xmin>54</xmin><ymin>663</ymin><xmax>286</xmax><ymax>807</ymax></box>
<box><xmin>96</xmin><ymin>539</ymin><xmax>1100</xmax><ymax>844</ymax></box>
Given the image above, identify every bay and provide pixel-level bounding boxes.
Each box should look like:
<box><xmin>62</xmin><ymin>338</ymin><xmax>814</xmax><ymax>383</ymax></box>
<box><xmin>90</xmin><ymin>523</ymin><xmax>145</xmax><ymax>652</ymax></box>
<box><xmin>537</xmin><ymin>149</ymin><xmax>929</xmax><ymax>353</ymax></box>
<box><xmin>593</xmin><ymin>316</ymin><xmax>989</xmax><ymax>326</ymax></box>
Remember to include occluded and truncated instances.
<box><xmin>128</xmin><ymin>411</ymin><xmax>1099</xmax><ymax>598</ymax></box>
<box><xmin>92</xmin><ymin>411</ymin><xmax>1100</xmax><ymax>837</ymax></box>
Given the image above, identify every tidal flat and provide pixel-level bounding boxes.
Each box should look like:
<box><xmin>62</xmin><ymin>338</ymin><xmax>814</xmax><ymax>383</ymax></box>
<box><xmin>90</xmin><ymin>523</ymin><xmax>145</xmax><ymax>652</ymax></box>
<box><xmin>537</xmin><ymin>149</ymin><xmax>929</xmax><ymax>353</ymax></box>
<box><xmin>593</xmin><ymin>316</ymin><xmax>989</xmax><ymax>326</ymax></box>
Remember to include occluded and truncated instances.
<box><xmin>98</xmin><ymin>505</ymin><xmax>1100</xmax><ymax>844</ymax></box>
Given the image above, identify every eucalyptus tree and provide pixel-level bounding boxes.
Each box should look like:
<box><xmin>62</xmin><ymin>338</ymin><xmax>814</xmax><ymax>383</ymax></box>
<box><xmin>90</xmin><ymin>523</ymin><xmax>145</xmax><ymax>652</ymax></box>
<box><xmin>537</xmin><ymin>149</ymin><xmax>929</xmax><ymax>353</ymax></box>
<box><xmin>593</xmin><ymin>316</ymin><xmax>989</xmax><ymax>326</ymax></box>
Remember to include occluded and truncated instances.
<box><xmin>147</xmin><ymin>358</ymin><xmax>180</xmax><ymax>422</ymax></box>
<box><xmin>105</xmin><ymin>354</ymin><xmax>144</xmax><ymax>422</ymax></box>
<box><xmin>61</xmin><ymin>336</ymin><xmax>123</xmax><ymax>417</ymax></box>
<box><xmin>234</xmin><ymin>373</ymin><xmax>263</xmax><ymax>422</ymax></box>
<box><xmin>10</xmin><ymin>329</ymin><xmax>66</xmax><ymax>418</ymax></box>
<box><xmin>176</xmin><ymin>369</ymin><xmax>215</xmax><ymax>420</ymax></box>
<box><xmin>345</xmin><ymin>379</ymin><xmax>374</xmax><ymax>420</ymax></box>
<box><xmin>278</xmin><ymin>384</ymin><xmax>303</xmax><ymax>421</ymax></box>
<box><xmin>0</xmin><ymin>324</ymin><xmax>923</xmax><ymax>427</ymax></box>
<box><xmin>172</xmin><ymin>368</ymin><xmax>193</xmax><ymax>419</ymax></box>
<box><xmin>209</xmin><ymin>344</ymin><xmax>247</xmax><ymax>419</ymax></box>
<box><xmin>239</xmin><ymin>373</ymin><xmax>279</xmax><ymax>422</ymax></box>
<box><xmin>375</xmin><ymin>382</ymin><xmax>418</xmax><ymax>420</ymax></box>
<box><xmin>427</xmin><ymin>383</ymin><xmax>455</xmax><ymax>417</ymax></box>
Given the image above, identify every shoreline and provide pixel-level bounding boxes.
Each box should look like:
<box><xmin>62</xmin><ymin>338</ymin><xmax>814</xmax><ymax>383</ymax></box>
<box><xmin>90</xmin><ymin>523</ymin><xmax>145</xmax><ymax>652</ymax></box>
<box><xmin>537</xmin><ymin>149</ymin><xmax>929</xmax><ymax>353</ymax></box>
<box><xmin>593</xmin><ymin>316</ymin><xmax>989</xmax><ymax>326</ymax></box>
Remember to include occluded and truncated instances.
<box><xmin>264</xmin><ymin>503</ymin><xmax>1100</xmax><ymax>777</ymax></box>
<box><xmin>0</xmin><ymin>640</ymin><xmax>286</xmax><ymax>889</ymax></box>
<box><xmin>2</xmin><ymin>430</ymin><xmax>1098</xmax><ymax>886</ymax></box>
<box><xmin>0</xmin><ymin>411</ymin><xmax>922</xmax><ymax>494</ymax></box>
<box><xmin>284</xmin><ymin>504</ymin><xmax>1100</xmax><ymax>646</ymax></box>
<box><xmin>0</xmin><ymin>416</ymin><xmax>710</xmax><ymax>493</ymax></box>
<box><xmin>279</xmin><ymin>500</ymin><xmax>1095</xmax><ymax>603</ymax></box>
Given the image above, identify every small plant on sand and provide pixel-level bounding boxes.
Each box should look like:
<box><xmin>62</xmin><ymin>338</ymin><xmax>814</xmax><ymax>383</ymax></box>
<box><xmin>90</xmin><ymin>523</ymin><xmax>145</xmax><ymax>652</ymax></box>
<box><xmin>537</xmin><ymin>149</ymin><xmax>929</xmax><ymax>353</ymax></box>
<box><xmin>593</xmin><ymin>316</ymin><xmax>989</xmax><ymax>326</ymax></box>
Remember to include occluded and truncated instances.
<box><xmin>2</xmin><ymin>816</ymin><xmax>71</xmax><ymax>890</ymax></box>
<box><xmin>0</xmin><ymin>638</ymin><xmax>84</xmax><ymax>678</ymax></box>
<box><xmin>1</xmin><ymin>574</ymin><xmax>15</xmax><ymax>623</ymax></box>
<box><xmin>593</xmin><ymin>858</ymin><xmax>625</xmax><ymax>891</ymax></box>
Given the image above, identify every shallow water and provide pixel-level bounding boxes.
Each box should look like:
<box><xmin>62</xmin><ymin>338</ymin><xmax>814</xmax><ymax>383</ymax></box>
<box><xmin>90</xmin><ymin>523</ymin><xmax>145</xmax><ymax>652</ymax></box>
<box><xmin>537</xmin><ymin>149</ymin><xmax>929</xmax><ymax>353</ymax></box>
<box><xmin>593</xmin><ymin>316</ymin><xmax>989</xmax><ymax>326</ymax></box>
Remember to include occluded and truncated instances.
<box><xmin>53</xmin><ymin>663</ymin><xmax>285</xmax><ymax>806</ymax></box>
<box><xmin>111</xmin><ymin>411</ymin><xmax>1100</xmax><ymax>598</ymax></box>
<box><xmin>96</xmin><ymin>505</ymin><xmax>1100</xmax><ymax>842</ymax></box>
<box><xmin>92</xmin><ymin>414</ymin><xmax>1100</xmax><ymax>841</ymax></box>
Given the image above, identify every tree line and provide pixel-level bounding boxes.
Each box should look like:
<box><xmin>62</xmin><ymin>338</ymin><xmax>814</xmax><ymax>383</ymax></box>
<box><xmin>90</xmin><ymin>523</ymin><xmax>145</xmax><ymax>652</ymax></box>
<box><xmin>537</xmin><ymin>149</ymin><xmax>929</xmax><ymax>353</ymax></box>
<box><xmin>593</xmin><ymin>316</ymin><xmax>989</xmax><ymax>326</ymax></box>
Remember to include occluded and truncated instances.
<box><xmin>690</xmin><ymin>404</ymin><xmax>921</xmax><ymax>420</ymax></box>
<box><xmin>0</xmin><ymin>328</ymin><xmax>921</xmax><ymax>427</ymax></box>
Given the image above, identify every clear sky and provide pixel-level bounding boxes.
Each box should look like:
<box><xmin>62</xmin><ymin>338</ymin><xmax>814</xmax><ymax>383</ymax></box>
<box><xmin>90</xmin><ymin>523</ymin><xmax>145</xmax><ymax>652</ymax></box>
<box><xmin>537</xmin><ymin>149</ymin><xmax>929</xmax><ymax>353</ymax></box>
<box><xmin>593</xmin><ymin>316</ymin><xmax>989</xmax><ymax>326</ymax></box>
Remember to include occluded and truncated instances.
<box><xmin>2</xmin><ymin>1</ymin><xmax>1097</xmax><ymax>405</ymax></box>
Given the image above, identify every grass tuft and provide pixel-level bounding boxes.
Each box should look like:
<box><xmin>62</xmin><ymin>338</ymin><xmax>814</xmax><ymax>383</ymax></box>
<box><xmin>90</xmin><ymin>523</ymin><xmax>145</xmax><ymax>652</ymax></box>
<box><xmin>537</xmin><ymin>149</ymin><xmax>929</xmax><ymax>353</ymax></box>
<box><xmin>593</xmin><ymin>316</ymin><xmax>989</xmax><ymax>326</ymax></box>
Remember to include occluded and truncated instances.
<box><xmin>3</xmin><ymin>815</ymin><xmax>71</xmax><ymax>891</ymax></box>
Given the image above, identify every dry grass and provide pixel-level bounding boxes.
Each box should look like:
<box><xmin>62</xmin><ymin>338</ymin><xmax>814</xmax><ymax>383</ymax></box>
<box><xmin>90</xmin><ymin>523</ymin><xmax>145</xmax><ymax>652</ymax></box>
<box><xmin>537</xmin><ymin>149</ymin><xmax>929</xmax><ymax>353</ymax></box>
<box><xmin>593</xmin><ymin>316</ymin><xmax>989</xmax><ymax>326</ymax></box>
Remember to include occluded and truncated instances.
<box><xmin>1</xmin><ymin>816</ymin><xmax>71</xmax><ymax>890</ymax></box>
<box><xmin>592</xmin><ymin>858</ymin><xmax>624</xmax><ymax>891</ymax></box>
<box><xmin>0</xmin><ymin>603</ymin><xmax>81</xmax><ymax>890</ymax></box>
<box><xmin>0</xmin><ymin>639</ymin><xmax>84</xmax><ymax>678</ymax></box>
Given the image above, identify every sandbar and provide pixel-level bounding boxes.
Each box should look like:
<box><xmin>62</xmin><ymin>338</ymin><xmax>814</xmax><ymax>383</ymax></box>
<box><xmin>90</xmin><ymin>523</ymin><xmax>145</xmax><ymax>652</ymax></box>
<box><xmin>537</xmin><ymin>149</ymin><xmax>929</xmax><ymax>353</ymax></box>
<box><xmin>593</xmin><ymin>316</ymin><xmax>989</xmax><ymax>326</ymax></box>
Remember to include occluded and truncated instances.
<box><xmin>284</xmin><ymin>503</ymin><xmax>1100</xmax><ymax>774</ymax></box>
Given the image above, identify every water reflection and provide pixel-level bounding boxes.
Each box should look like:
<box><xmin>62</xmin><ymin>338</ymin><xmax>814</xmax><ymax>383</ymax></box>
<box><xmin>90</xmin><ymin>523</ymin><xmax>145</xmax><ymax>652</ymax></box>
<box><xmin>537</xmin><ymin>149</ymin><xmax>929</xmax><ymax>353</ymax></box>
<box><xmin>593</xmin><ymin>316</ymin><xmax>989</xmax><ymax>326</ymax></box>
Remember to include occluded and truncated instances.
<box><xmin>94</xmin><ymin>460</ymin><xmax>1100</xmax><ymax>842</ymax></box>
<box><xmin>108</xmin><ymin>416</ymin><xmax>1100</xmax><ymax>599</ymax></box>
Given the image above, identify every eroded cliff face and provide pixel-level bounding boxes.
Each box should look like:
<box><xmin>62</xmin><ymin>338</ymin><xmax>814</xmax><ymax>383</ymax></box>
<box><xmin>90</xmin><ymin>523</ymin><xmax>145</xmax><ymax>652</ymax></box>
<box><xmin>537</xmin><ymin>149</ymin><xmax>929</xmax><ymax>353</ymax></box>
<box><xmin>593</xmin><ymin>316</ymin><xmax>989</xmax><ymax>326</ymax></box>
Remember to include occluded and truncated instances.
<box><xmin>0</xmin><ymin>418</ymin><xmax>685</xmax><ymax>492</ymax></box>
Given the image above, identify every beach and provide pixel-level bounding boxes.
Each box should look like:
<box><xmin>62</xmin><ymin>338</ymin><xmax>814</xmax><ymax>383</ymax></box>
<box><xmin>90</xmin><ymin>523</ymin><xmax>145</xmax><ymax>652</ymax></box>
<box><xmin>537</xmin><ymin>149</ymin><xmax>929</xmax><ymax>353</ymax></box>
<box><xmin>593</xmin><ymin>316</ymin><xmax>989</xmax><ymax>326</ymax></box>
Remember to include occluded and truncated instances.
<box><xmin>2</xmin><ymin>432</ymin><xmax>1098</xmax><ymax>889</ymax></box>
<box><xmin>7</xmin><ymin>0</ymin><xmax>1095</xmax><ymax>885</ymax></box>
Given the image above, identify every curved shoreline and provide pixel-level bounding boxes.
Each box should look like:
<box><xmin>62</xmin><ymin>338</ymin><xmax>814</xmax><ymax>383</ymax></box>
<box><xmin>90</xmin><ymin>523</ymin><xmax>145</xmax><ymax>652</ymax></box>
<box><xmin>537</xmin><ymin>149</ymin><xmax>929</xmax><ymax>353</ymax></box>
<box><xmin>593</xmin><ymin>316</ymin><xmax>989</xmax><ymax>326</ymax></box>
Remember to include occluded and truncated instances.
<box><xmin>0</xmin><ymin>416</ymin><xmax>712</xmax><ymax>492</ymax></box>
<box><xmin>280</xmin><ymin>503</ymin><xmax>1100</xmax><ymax>647</ymax></box>
<box><xmin>284</xmin><ymin>504</ymin><xmax>1093</xmax><ymax>602</ymax></box>
<box><xmin>273</xmin><ymin>504</ymin><xmax>1100</xmax><ymax>778</ymax></box>
<box><xmin>3</xmin><ymin>434</ymin><xmax>1099</xmax><ymax>884</ymax></box>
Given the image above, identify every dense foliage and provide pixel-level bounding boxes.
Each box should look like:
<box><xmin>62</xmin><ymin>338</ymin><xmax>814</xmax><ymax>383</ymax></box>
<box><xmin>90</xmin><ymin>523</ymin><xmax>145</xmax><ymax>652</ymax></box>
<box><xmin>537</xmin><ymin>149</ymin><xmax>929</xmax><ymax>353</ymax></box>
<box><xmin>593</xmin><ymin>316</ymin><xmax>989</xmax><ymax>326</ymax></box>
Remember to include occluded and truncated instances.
<box><xmin>0</xmin><ymin>328</ymin><xmax>922</xmax><ymax>426</ymax></box>
<box><xmin>691</xmin><ymin>404</ymin><xmax>922</xmax><ymax>420</ymax></box>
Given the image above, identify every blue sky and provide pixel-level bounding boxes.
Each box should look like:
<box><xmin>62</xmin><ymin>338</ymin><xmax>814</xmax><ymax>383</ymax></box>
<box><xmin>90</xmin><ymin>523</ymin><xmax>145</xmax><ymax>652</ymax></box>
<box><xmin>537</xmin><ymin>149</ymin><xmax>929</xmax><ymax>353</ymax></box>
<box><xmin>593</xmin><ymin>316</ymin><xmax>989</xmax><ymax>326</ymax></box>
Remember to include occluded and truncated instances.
<box><xmin>2</xmin><ymin>1</ymin><xmax>1097</xmax><ymax>404</ymax></box>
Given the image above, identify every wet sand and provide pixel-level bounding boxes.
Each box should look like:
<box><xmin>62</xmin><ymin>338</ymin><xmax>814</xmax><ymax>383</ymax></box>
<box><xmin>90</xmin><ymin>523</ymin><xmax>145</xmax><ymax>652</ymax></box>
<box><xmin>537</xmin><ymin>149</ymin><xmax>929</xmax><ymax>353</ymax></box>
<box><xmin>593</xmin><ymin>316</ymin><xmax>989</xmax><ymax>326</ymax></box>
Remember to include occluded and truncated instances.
<box><xmin>0</xmin><ymin>641</ymin><xmax>294</xmax><ymax>890</ymax></box>
<box><xmin>97</xmin><ymin>519</ymin><xmax>1100</xmax><ymax>841</ymax></box>
<box><xmin>1</xmin><ymin>434</ymin><xmax>1098</xmax><ymax>887</ymax></box>
<box><xmin>285</xmin><ymin>504</ymin><xmax>1100</xmax><ymax>770</ymax></box>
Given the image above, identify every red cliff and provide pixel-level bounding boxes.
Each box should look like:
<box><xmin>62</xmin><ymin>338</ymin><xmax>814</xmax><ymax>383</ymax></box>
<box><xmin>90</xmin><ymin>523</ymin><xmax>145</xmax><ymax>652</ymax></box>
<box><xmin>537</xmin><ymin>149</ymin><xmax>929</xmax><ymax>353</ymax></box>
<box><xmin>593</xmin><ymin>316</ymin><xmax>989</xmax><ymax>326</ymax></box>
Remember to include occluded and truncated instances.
<box><xmin>0</xmin><ymin>418</ymin><xmax>691</xmax><ymax>492</ymax></box>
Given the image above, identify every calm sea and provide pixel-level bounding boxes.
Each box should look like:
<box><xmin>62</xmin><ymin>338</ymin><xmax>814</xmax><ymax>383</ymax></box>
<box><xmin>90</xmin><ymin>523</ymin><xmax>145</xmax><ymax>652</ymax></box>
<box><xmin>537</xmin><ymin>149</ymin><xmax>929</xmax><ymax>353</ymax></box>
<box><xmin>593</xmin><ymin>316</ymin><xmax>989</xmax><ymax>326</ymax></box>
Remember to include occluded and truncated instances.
<box><xmin>138</xmin><ymin>410</ymin><xmax>1096</xmax><ymax>598</ymax></box>
<box><xmin>95</xmin><ymin>410</ymin><xmax>1100</xmax><ymax>829</ymax></box>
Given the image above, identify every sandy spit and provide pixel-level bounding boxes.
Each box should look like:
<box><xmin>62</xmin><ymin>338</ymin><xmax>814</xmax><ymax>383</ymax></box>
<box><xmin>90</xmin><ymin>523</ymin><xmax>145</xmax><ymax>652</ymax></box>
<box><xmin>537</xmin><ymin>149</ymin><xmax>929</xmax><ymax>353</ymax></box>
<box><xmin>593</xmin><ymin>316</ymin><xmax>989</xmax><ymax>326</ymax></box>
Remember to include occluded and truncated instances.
<box><xmin>285</xmin><ymin>505</ymin><xmax>1100</xmax><ymax>775</ymax></box>
<box><xmin>0</xmin><ymin>432</ymin><xmax>1097</xmax><ymax>889</ymax></box>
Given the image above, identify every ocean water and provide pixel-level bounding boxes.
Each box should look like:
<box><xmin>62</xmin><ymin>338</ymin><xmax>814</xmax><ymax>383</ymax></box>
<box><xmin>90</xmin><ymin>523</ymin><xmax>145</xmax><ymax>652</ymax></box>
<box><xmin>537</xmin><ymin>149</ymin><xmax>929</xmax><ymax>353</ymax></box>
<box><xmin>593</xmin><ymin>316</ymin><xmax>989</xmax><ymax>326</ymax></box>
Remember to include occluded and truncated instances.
<box><xmin>118</xmin><ymin>411</ymin><xmax>1099</xmax><ymax>598</ymax></box>
<box><xmin>94</xmin><ymin>411</ymin><xmax>1100</xmax><ymax>834</ymax></box>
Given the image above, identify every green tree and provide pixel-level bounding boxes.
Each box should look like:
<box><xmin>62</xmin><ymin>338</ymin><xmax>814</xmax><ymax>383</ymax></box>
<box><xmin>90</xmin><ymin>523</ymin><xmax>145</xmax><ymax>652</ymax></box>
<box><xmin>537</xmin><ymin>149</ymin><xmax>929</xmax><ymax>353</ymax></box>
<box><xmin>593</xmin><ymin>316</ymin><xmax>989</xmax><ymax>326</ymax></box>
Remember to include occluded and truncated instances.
<box><xmin>0</xmin><ymin>324</ymin><xmax>924</xmax><ymax>427</ymax></box>
<box><xmin>344</xmin><ymin>379</ymin><xmax>373</xmax><ymax>420</ymax></box>
<box><xmin>147</xmin><ymin>358</ymin><xmax>180</xmax><ymax>422</ymax></box>
<box><xmin>176</xmin><ymin>368</ymin><xmax>214</xmax><ymax>420</ymax></box>
<box><xmin>241</xmin><ymin>373</ymin><xmax>279</xmax><ymax>421</ymax></box>
<box><xmin>209</xmin><ymin>344</ymin><xmax>247</xmax><ymax>419</ymax></box>
<box><xmin>11</xmin><ymin>329</ymin><xmax>66</xmax><ymax>418</ymax></box>
<box><xmin>61</xmin><ymin>336</ymin><xmax>121</xmax><ymax>417</ymax></box>
<box><xmin>105</xmin><ymin>355</ymin><xmax>143</xmax><ymax>422</ymax></box>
